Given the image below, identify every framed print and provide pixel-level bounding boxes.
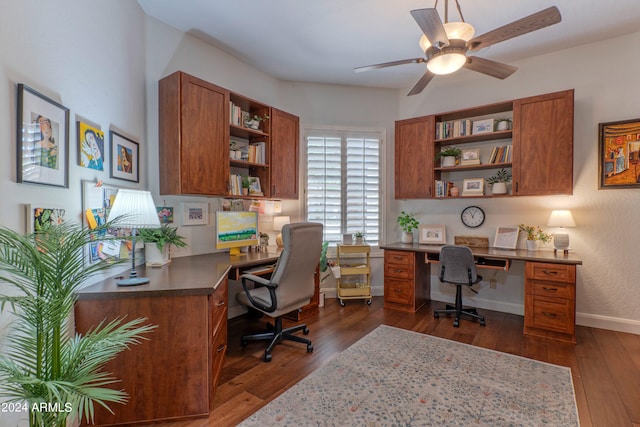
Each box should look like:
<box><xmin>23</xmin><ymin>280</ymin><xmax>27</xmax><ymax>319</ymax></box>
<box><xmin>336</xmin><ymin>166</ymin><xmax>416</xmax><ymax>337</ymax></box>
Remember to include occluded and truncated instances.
<box><xmin>24</xmin><ymin>204</ymin><xmax>66</xmax><ymax>234</ymax></box>
<box><xmin>182</xmin><ymin>202</ymin><xmax>209</xmax><ymax>226</ymax></box>
<box><xmin>462</xmin><ymin>178</ymin><xmax>484</xmax><ymax>196</ymax></box>
<box><xmin>17</xmin><ymin>84</ymin><xmax>69</xmax><ymax>187</ymax></box>
<box><xmin>110</xmin><ymin>131</ymin><xmax>139</xmax><ymax>182</ymax></box>
<box><xmin>419</xmin><ymin>224</ymin><xmax>446</xmax><ymax>245</ymax></box>
<box><xmin>493</xmin><ymin>226</ymin><xmax>519</xmax><ymax>250</ymax></box>
<box><xmin>460</xmin><ymin>148</ymin><xmax>480</xmax><ymax>165</ymax></box>
<box><xmin>472</xmin><ymin>118</ymin><xmax>494</xmax><ymax>135</ymax></box>
<box><xmin>78</xmin><ymin>121</ymin><xmax>105</xmax><ymax>171</ymax></box>
<box><xmin>156</xmin><ymin>206</ymin><xmax>174</xmax><ymax>224</ymax></box>
<box><xmin>598</xmin><ymin>118</ymin><xmax>640</xmax><ymax>189</ymax></box>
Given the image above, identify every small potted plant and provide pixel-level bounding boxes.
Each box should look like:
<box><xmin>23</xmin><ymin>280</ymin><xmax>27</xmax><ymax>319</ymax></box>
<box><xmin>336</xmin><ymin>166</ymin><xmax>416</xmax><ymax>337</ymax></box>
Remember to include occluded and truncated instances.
<box><xmin>354</xmin><ymin>231</ymin><xmax>364</xmax><ymax>244</ymax></box>
<box><xmin>397</xmin><ymin>211</ymin><xmax>420</xmax><ymax>244</ymax></box>
<box><xmin>241</xmin><ymin>175</ymin><xmax>251</xmax><ymax>195</ymax></box>
<box><xmin>244</xmin><ymin>113</ymin><xmax>269</xmax><ymax>130</ymax></box>
<box><xmin>139</xmin><ymin>224</ymin><xmax>187</xmax><ymax>266</ymax></box>
<box><xmin>518</xmin><ymin>224</ymin><xmax>552</xmax><ymax>251</ymax></box>
<box><xmin>486</xmin><ymin>168</ymin><xmax>512</xmax><ymax>195</ymax></box>
<box><xmin>434</xmin><ymin>146</ymin><xmax>462</xmax><ymax>167</ymax></box>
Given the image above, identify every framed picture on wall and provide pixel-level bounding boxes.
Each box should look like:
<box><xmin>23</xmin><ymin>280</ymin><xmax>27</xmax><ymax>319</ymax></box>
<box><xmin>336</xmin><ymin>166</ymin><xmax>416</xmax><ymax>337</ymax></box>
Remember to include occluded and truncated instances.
<box><xmin>110</xmin><ymin>131</ymin><xmax>139</xmax><ymax>182</ymax></box>
<box><xmin>598</xmin><ymin>118</ymin><xmax>640</xmax><ymax>189</ymax></box>
<box><xmin>77</xmin><ymin>121</ymin><xmax>105</xmax><ymax>171</ymax></box>
<box><xmin>182</xmin><ymin>202</ymin><xmax>209</xmax><ymax>226</ymax></box>
<box><xmin>17</xmin><ymin>84</ymin><xmax>69</xmax><ymax>188</ymax></box>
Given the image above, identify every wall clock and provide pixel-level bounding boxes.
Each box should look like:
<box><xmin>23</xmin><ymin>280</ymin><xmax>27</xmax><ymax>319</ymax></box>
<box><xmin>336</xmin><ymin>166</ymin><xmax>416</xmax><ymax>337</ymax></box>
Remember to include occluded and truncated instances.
<box><xmin>461</xmin><ymin>206</ymin><xmax>485</xmax><ymax>228</ymax></box>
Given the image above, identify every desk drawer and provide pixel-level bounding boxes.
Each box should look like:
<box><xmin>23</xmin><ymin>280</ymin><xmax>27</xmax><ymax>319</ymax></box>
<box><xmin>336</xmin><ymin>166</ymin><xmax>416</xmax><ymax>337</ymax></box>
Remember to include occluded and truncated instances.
<box><xmin>528</xmin><ymin>281</ymin><xmax>575</xmax><ymax>300</ymax></box>
<box><xmin>384</xmin><ymin>263</ymin><xmax>414</xmax><ymax>280</ymax></box>
<box><xmin>526</xmin><ymin>262</ymin><xmax>575</xmax><ymax>283</ymax></box>
<box><xmin>384</xmin><ymin>278</ymin><xmax>413</xmax><ymax>305</ymax></box>
<box><xmin>525</xmin><ymin>295</ymin><xmax>575</xmax><ymax>335</ymax></box>
<box><xmin>384</xmin><ymin>250</ymin><xmax>414</xmax><ymax>267</ymax></box>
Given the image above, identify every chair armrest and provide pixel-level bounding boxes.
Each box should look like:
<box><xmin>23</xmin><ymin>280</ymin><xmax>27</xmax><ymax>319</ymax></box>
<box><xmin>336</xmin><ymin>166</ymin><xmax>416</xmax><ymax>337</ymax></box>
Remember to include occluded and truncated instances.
<box><xmin>240</xmin><ymin>274</ymin><xmax>278</xmax><ymax>312</ymax></box>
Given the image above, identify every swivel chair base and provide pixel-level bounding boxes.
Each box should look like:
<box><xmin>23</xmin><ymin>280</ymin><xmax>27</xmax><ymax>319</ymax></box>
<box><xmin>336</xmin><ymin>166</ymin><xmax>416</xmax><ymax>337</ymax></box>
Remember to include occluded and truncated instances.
<box><xmin>434</xmin><ymin>286</ymin><xmax>486</xmax><ymax>327</ymax></box>
<box><xmin>241</xmin><ymin>317</ymin><xmax>313</xmax><ymax>362</ymax></box>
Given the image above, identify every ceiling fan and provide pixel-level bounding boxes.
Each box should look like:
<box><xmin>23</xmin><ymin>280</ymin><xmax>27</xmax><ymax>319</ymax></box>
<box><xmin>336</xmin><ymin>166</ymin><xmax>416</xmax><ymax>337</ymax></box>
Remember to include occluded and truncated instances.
<box><xmin>354</xmin><ymin>1</ymin><xmax>561</xmax><ymax>96</ymax></box>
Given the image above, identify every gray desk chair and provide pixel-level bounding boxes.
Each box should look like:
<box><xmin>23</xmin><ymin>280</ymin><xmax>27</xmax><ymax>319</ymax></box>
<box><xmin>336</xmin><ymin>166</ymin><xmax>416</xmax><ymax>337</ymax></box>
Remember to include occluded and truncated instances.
<box><xmin>236</xmin><ymin>222</ymin><xmax>323</xmax><ymax>362</ymax></box>
<box><xmin>434</xmin><ymin>245</ymin><xmax>486</xmax><ymax>327</ymax></box>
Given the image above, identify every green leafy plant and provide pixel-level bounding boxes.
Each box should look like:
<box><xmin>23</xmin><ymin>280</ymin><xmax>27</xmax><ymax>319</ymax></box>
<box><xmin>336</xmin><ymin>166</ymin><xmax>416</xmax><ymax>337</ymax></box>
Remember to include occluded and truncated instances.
<box><xmin>319</xmin><ymin>241</ymin><xmax>329</xmax><ymax>272</ymax></box>
<box><xmin>518</xmin><ymin>224</ymin><xmax>552</xmax><ymax>242</ymax></box>
<box><xmin>354</xmin><ymin>231</ymin><xmax>364</xmax><ymax>238</ymax></box>
<box><xmin>0</xmin><ymin>221</ymin><xmax>156</xmax><ymax>427</ymax></box>
<box><xmin>241</xmin><ymin>175</ymin><xmax>251</xmax><ymax>189</ymax></box>
<box><xmin>486</xmin><ymin>168</ymin><xmax>512</xmax><ymax>185</ymax></box>
<box><xmin>139</xmin><ymin>224</ymin><xmax>187</xmax><ymax>252</ymax></box>
<box><xmin>397</xmin><ymin>211</ymin><xmax>420</xmax><ymax>233</ymax></box>
<box><xmin>433</xmin><ymin>146</ymin><xmax>462</xmax><ymax>162</ymax></box>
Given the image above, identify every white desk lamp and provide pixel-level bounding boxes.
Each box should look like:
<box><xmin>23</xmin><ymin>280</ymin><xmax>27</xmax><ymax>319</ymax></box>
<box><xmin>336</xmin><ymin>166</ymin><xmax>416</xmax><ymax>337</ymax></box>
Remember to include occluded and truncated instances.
<box><xmin>547</xmin><ymin>210</ymin><xmax>576</xmax><ymax>254</ymax></box>
<box><xmin>106</xmin><ymin>189</ymin><xmax>161</xmax><ymax>286</ymax></box>
<box><xmin>273</xmin><ymin>216</ymin><xmax>290</xmax><ymax>248</ymax></box>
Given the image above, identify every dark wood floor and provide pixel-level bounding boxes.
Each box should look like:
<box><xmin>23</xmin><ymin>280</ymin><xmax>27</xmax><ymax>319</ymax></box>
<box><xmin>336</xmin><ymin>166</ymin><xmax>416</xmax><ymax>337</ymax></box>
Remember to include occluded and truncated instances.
<box><xmin>154</xmin><ymin>297</ymin><xmax>640</xmax><ymax>427</ymax></box>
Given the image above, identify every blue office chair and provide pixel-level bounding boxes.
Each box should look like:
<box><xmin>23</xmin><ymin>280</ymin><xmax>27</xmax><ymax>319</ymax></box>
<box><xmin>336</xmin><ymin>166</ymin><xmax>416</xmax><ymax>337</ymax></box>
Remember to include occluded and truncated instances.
<box><xmin>236</xmin><ymin>222</ymin><xmax>323</xmax><ymax>362</ymax></box>
<box><xmin>433</xmin><ymin>245</ymin><xmax>486</xmax><ymax>327</ymax></box>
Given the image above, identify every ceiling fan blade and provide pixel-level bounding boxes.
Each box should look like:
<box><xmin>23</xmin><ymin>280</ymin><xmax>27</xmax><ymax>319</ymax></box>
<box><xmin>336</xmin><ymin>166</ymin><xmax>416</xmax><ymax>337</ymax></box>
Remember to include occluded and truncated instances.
<box><xmin>464</xmin><ymin>56</ymin><xmax>518</xmax><ymax>79</ymax></box>
<box><xmin>410</xmin><ymin>8</ymin><xmax>449</xmax><ymax>49</ymax></box>
<box><xmin>354</xmin><ymin>58</ymin><xmax>425</xmax><ymax>73</ymax></box>
<box><xmin>407</xmin><ymin>70</ymin><xmax>436</xmax><ymax>96</ymax></box>
<box><xmin>467</xmin><ymin>6</ymin><xmax>561</xmax><ymax>52</ymax></box>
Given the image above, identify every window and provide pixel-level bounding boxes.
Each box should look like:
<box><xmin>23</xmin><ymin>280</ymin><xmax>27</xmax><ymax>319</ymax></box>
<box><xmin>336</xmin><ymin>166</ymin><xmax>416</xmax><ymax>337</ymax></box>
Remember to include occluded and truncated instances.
<box><xmin>305</xmin><ymin>129</ymin><xmax>382</xmax><ymax>246</ymax></box>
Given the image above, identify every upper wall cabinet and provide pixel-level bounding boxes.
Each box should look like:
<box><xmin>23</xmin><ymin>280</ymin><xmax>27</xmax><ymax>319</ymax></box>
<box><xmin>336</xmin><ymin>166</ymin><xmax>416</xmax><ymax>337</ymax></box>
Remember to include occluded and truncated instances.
<box><xmin>158</xmin><ymin>71</ymin><xmax>300</xmax><ymax>199</ymax></box>
<box><xmin>394</xmin><ymin>89</ymin><xmax>574</xmax><ymax>199</ymax></box>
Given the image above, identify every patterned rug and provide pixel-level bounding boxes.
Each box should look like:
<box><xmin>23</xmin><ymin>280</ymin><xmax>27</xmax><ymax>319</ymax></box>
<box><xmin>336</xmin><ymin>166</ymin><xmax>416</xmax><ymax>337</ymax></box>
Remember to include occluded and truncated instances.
<box><xmin>239</xmin><ymin>325</ymin><xmax>579</xmax><ymax>426</ymax></box>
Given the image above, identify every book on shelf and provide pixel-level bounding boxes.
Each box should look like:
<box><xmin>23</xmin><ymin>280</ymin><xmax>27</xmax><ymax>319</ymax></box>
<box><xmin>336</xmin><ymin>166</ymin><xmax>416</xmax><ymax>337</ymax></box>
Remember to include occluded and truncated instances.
<box><xmin>436</xmin><ymin>119</ymin><xmax>472</xmax><ymax>139</ymax></box>
<box><xmin>246</xmin><ymin>141</ymin><xmax>266</xmax><ymax>164</ymax></box>
<box><xmin>488</xmin><ymin>145</ymin><xmax>512</xmax><ymax>164</ymax></box>
<box><xmin>434</xmin><ymin>180</ymin><xmax>455</xmax><ymax>198</ymax></box>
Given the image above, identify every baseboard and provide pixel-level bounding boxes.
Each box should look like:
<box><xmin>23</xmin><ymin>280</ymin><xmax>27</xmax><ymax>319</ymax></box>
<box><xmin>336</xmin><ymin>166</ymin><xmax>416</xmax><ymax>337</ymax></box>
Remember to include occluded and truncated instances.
<box><xmin>576</xmin><ymin>312</ymin><xmax>640</xmax><ymax>335</ymax></box>
<box><xmin>430</xmin><ymin>290</ymin><xmax>525</xmax><ymax>316</ymax></box>
<box><xmin>321</xmin><ymin>284</ymin><xmax>384</xmax><ymax>299</ymax></box>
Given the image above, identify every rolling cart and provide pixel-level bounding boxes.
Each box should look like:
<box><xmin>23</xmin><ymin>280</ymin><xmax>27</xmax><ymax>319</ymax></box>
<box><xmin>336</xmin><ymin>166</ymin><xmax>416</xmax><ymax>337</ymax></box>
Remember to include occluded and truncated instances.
<box><xmin>336</xmin><ymin>243</ymin><xmax>371</xmax><ymax>306</ymax></box>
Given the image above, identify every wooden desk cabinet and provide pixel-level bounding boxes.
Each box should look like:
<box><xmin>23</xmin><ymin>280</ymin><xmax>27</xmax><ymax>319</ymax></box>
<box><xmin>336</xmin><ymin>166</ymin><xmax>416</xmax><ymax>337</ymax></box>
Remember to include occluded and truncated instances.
<box><xmin>524</xmin><ymin>262</ymin><xmax>576</xmax><ymax>343</ymax></box>
<box><xmin>383</xmin><ymin>250</ymin><xmax>430</xmax><ymax>312</ymax></box>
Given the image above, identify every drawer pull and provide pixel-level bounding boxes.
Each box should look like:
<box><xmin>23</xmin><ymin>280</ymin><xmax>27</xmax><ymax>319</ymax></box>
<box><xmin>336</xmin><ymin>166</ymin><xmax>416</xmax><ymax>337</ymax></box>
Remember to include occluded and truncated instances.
<box><xmin>393</xmin><ymin>256</ymin><xmax>403</xmax><ymax>261</ymax></box>
<box><xmin>216</xmin><ymin>301</ymin><xmax>226</xmax><ymax>307</ymax></box>
<box><xmin>216</xmin><ymin>344</ymin><xmax>226</xmax><ymax>353</ymax></box>
<box><xmin>542</xmin><ymin>270</ymin><xmax>558</xmax><ymax>276</ymax></box>
<box><xmin>542</xmin><ymin>287</ymin><xmax>558</xmax><ymax>292</ymax></box>
<box><xmin>542</xmin><ymin>312</ymin><xmax>557</xmax><ymax>318</ymax></box>
<box><xmin>394</xmin><ymin>269</ymin><xmax>404</xmax><ymax>273</ymax></box>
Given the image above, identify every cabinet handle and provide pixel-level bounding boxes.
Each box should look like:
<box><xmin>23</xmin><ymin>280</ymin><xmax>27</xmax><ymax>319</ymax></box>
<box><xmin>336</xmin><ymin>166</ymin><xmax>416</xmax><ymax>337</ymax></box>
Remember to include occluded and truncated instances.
<box><xmin>216</xmin><ymin>301</ymin><xmax>225</xmax><ymax>307</ymax></box>
<box><xmin>542</xmin><ymin>312</ymin><xmax>557</xmax><ymax>318</ymax></box>
<box><xmin>515</xmin><ymin>182</ymin><xmax>518</xmax><ymax>193</ymax></box>
<box><xmin>542</xmin><ymin>270</ymin><xmax>558</xmax><ymax>276</ymax></box>
<box><xmin>542</xmin><ymin>287</ymin><xmax>558</xmax><ymax>292</ymax></box>
<box><xmin>393</xmin><ymin>256</ymin><xmax>403</xmax><ymax>261</ymax></box>
<box><xmin>272</xmin><ymin>185</ymin><xmax>277</xmax><ymax>196</ymax></box>
<box><xmin>394</xmin><ymin>269</ymin><xmax>404</xmax><ymax>273</ymax></box>
<box><xmin>216</xmin><ymin>344</ymin><xmax>226</xmax><ymax>353</ymax></box>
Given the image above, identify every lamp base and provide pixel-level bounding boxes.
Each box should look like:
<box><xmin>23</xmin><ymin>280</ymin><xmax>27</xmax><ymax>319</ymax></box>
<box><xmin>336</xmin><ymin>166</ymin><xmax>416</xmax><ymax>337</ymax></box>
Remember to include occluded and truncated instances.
<box><xmin>116</xmin><ymin>277</ymin><xmax>150</xmax><ymax>286</ymax></box>
<box><xmin>276</xmin><ymin>232</ymin><xmax>284</xmax><ymax>248</ymax></box>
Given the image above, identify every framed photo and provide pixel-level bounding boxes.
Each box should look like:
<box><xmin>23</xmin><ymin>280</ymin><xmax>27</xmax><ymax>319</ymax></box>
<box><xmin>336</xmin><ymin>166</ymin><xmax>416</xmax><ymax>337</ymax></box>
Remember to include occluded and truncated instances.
<box><xmin>598</xmin><ymin>118</ymin><xmax>640</xmax><ymax>189</ymax></box>
<box><xmin>248</xmin><ymin>177</ymin><xmax>263</xmax><ymax>196</ymax></box>
<box><xmin>17</xmin><ymin>84</ymin><xmax>69</xmax><ymax>187</ymax></box>
<box><xmin>462</xmin><ymin>178</ymin><xmax>484</xmax><ymax>196</ymax></box>
<box><xmin>110</xmin><ymin>131</ymin><xmax>139</xmax><ymax>182</ymax></box>
<box><xmin>460</xmin><ymin>148</ymin><xmax>481</xmax><ymax>165</ymax></box>
<box><xmin>419</xmin><ymin>224</ymin><xmax>446</xmax><ymax>245</ymax></box>
<box><xmin>24</xmin><ymin>204</ymin><xmax>67</xmax><ymax>234</ymax></box>
<box><xmin>472</xmin><ymin>118</ymin><xmax>494</xmax><ymax>135</ymax></box>
<box><xmin>182</xmin><ymin>202</ymin><xmax>209</xmax><ymax>226</ymax></box>
<box><xmin>493</xmin><ymin>226</ymin><xmax>519</xmax><ymax>250</ymax></box>
<box><xmin>78</xmin><ymin>121</ymin><xmax>105</xmax><ymax>171</ymax></box>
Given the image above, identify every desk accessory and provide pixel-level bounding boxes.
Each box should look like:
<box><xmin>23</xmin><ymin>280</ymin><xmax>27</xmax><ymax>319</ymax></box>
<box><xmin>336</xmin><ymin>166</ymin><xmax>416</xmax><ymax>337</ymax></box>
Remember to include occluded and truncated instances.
<box><xmin>273</xmin><ymin>215</ymin><xmax>290</xmax><ymax>248</ymax></box>
<box><xmin>547</xmin><ymin>209</ymin><xmax>576</xmax><ymax>253</ymax></box>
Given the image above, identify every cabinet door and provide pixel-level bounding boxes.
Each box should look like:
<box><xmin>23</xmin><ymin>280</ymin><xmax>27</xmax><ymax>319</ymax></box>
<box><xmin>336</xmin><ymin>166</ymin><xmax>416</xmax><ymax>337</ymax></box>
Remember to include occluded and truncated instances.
<box><xmin>395</xmin><ymin>116</ymin><xmax>435</xmax><ymax>199</ymax></box>
<box><xmin>270</xmin><ymin>108</ymin><xmax>299</xmax><ymax>199</ymax></box>
<box><xmin>159</xmin><ymin>72</ymin><xmax>229</xmax><ymax>196</ymax></box>
<box><xmin>513</xmin><ymin>90</ymin><xmax>574</xmax><ymax>195</ymax></box>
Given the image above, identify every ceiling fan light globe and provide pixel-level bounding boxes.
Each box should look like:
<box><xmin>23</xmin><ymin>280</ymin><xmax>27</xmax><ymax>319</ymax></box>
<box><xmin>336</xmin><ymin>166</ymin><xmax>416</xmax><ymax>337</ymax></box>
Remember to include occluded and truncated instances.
<box><xmin>443</xmin><ymin>22</ymin><xmax>475</xmax><ymax>42</ymax></box>
<box><xmin>427</xmin><ymin>52</ymin><xmax>466</xmax><ymax>75</ymax></box>
<box><xmin>418</xmin><ymin>34</ymin><xmax>431</xmax><ymax>53</ymax></box>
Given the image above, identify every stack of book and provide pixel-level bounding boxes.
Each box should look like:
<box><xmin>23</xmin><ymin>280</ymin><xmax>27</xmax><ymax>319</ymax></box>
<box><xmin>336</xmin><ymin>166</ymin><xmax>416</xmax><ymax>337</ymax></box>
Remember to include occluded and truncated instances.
<box><xmin>434</xmin><ymin>180</ymin><xmax>455</xmax><ymax>198</ymax></box>
<box><xmin>488</xmin><ymin>145</ymin><xmax>512</xmax><ymax>163</ymax></box>
<box><xmin>436</xmin><ymin>119</ymin><xmax>472</xmax><ymax>139</ymax></box>
<box><xmin>247</xmin><ymin>142</ymin><xmax>266</xmax><ymax>164</ymax></box>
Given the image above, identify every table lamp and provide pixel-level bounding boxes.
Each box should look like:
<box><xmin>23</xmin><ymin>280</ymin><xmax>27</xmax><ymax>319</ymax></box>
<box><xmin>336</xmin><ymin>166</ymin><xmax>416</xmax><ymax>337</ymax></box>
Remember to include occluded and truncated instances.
<box><xmin>547</xmin><ymin>209</ymin><xmax>576</xmax><ymax>254</ymax></box>
<box><xmin>106</xmin><ymin>189</ymin><xmax>161</xmax><ymax>286</ymax></box>
<box><xmin>273</xmin><ymin>216</ymin><xmax>290</xmax><ymax>248</ymax></box>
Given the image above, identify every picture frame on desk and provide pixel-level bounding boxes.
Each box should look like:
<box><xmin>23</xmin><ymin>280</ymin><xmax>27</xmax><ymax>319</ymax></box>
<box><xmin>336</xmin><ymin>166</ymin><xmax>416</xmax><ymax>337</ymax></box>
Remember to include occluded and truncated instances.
<box><xmin>493</xmin><ymin>226</ymin><xmax>519</xmax><ymax>250</ymax></box>
<box><xmin>419</xmin><ymin>224</ymin><xmax>446</xmax><ymax>245</ymax></box>
<box><xmin>462</xmin><ymin>178</ymin><xmax>484</xmax><ymax>196</ymax></box>
<box><xmin>598</xmin><ymin>118</ymin><xmax>640</xmax><ymax>189</ymax></box>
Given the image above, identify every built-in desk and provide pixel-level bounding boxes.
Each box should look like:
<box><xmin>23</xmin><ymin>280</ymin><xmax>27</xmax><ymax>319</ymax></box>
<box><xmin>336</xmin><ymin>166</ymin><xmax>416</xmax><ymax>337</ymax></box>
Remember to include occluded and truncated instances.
<box><xmin>75</xmin><ymin>250</ymin><xmax>293</xmax><ymax>426</ymax></box>
<box><xmin>380</xmin><ymin>243</ymin><xmax>583</xmax><ymax>343</ymax></box>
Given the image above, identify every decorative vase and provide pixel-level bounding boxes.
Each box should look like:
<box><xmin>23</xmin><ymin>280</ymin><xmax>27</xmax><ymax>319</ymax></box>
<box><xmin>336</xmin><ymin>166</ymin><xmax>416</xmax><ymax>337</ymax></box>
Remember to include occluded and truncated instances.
<box><xmin>145</xmin><ymin>244</ymin><xmax>170</xmax><ymax>266</ymax></box>
<box><xmin>401</xmin><ymin>231</ymin><xmax>413</xmax><ymax>244</ymax></box>
<box><xmin>245</xmin><ymin>119</ymin><xmax>260</xmax><ymax>130</ymax></box>
<box><xmin>492</xmin><ymin>182</ymin><xmax>508</xmax><ymax>195</ymax></box>
<box><xmin>525</xmin><ymin>240</ymin><xmax>539</xmax><ymax>251</ymax></box>
<box><xmin>441</xmin><ymin>156</ymin><xmax>456</xmax><ymax>167</ymax></box>
<box><xmin>355</xmin><ymin>236</ymin><xmax>364</xmax><ymax>244</ymax></box>
<box><xmin>450</xmin><ymin>186</ymin><xmax>460</xmax><ymax>197</ymax></box>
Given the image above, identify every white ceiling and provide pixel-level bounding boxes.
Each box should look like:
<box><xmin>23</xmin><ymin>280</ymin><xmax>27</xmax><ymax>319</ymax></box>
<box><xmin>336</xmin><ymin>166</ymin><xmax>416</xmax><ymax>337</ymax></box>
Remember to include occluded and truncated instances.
<box><xmin>137</xmin><ymin>0</ymin><xmax>640</xmax><ymax>91</ymax></box>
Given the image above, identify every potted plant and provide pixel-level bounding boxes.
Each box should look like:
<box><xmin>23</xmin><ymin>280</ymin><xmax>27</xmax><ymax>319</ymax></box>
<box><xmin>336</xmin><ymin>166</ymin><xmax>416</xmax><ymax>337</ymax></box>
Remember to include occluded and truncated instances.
<box><xmin>354</xmin><ymin>231</ymin><xmax>364</xmax><ymax>244</ymax></box>
<box><xmin>397</xmin><ymin>211</ymin><xmax>420</xmax><ymax>244</ymax></box>
<box><xmin>518</xmin><ymin>224</ymin><xmax>552</xmax><ymax>251</ymax></box>
<box><xmin>495</xmin><ymin>118</ymin><xmax>512</xmax><ymax>131</ymax></box>
<box><xmin>244</xmin><ymin>113</ymin><xmax>269</xmax><ymax>130</ymax></box>
<box><xmin>486</xmin><ymin>168</ymin><xmax>512</xmax><ymax>195</ymax></box>
<box><xmin>139</xmin><ymin>224</ymin><xmax>187</xmax><ymax>266</ymax></box>
<box><xmin>0</xmin><ymin>222</ymin><xmax>155</xmax><ymax>427</ymax></box>
<box><xmin>434</xmin><ymin>146</ymin><xmax>462</xmax><ymax>167</ymax></box>
<box><xmin>241</xmin><ymin>175</ymin><xmax>251</xmax><ymax>195</ymax></box>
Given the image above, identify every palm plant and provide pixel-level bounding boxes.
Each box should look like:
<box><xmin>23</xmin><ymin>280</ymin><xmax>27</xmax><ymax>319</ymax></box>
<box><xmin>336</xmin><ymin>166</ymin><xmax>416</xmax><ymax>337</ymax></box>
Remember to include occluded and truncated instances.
<box><xmin>0</xmin><ymin>221</ymin><xmax>156</xmax><ymax>427</ymax></box>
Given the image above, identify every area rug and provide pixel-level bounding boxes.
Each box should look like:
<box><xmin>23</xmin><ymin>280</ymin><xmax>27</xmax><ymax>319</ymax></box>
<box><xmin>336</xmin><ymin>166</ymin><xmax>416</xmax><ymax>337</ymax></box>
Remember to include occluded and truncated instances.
<box><xmin>239</xmin><ymin>325</ymin><xmax>579</xmax><ymax>426</ymax></box>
